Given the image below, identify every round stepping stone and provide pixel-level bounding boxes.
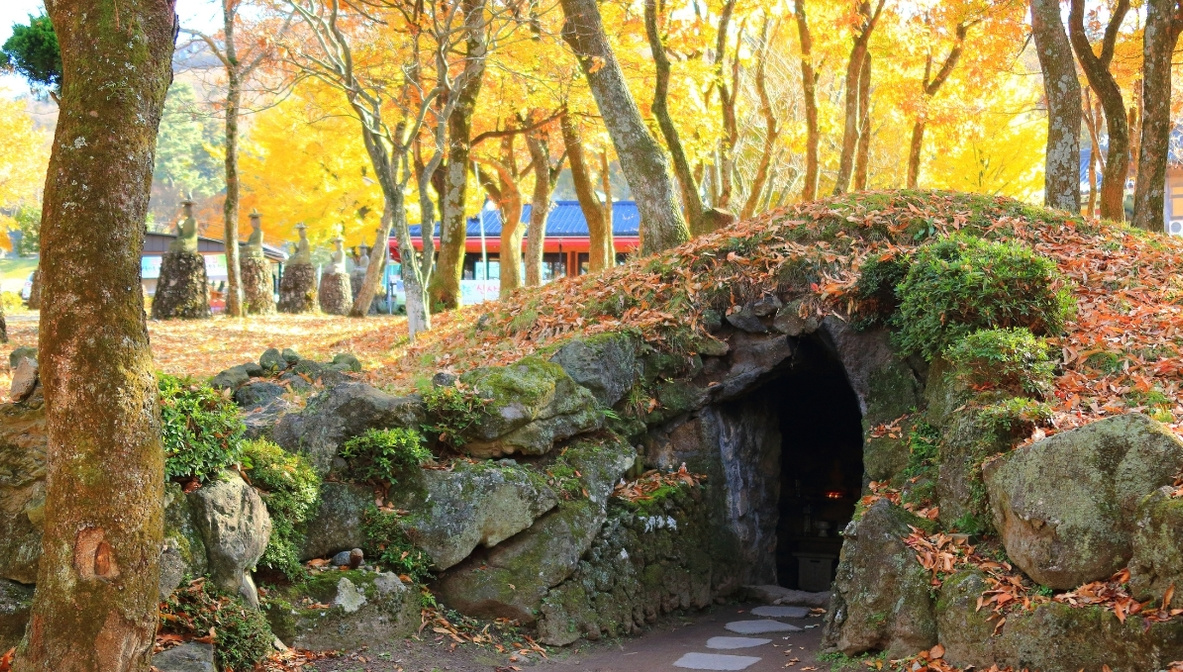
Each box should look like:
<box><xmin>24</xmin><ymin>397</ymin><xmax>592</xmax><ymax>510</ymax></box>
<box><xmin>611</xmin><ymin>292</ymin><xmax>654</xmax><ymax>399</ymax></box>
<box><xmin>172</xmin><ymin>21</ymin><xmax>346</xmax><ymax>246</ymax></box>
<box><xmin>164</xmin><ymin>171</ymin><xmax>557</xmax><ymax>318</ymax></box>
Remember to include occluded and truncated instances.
<box><xmin>750</xmin><ymin>605</ymin><xmax>810</xmax><ymax>619</ymax></box>
<box><xmin>706</xmin><ymin>636</ymin><xmax>771</xmax><ymax>650</ymax></box>
<box><xmin>674</xmin><ymin>652</ymin><xmax>762</xmax><ymax>670</ymax></box>
<box><xmin>724</xmin><ymin>619</ymin><xmax>802</xmax><ymax>634</ymax></box>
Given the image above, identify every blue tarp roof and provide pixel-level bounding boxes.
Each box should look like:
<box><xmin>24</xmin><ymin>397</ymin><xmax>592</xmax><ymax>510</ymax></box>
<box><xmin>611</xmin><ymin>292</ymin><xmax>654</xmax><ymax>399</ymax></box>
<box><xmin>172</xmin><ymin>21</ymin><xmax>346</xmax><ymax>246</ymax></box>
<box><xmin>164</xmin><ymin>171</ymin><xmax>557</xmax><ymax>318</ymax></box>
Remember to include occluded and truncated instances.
<box><xmin>408</xmin><ymin>200</ymin><xmax>641</xmax><ymax>239</ymax></box>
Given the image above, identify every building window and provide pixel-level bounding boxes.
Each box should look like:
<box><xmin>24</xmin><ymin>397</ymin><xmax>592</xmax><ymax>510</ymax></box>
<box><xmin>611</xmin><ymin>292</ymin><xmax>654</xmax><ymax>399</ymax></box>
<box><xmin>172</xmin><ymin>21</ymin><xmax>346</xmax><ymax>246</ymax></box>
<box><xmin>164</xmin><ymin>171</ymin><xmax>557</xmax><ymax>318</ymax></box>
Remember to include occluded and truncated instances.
<box><xmin>1170</xmin><ymin>179</ymin><xmax>1183</xmax><ymax>220</ymax></box>
<box><xmin>542</xmin><ymin>252</ymin><xmax>566</xmax><ymax>281</ymax></box>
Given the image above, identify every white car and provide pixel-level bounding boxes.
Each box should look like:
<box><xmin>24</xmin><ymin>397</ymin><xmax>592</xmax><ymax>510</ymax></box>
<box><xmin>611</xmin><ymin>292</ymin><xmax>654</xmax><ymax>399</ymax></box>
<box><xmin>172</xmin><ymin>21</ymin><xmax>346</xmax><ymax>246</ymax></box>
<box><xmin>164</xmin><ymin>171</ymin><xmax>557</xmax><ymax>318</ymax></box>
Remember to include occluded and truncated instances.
<box><xmin>20</xmin><ymin>271</ymin><xmax>34</xmax><ymax>302</ymax></box>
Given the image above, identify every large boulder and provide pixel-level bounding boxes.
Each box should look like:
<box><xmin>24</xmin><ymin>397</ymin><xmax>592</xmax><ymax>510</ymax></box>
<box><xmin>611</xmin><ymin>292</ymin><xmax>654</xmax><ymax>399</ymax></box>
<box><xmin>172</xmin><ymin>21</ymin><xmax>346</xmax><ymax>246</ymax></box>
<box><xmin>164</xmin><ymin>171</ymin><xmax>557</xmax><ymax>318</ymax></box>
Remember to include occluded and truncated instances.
<box><xmin>821</xmin><ymin>499</ymin><xmax>937</xmax><ymax>658</ymax></box>
<box><xmin>1129</xmin><ymin>486</ymin><xmax>1183</xmax><ymax>603</ymax></box>
<box><xmin>0</xmin><ymin>399</ymin><xmax>46</xmax><ymax>584</ymax></box>
<box><xmin>189</xmin><ymin>473</ymin><xmax>272</xmax><ymax>608</ymax></box>
<box><xmin>0</xmin><ymin>578</ymin><xmax>33</xmax><ymax>651</ymax></box>
<box><xmin>393</xmin><ymin>459</ymin><xmax>559</xmax><ymax>571</ymax></box>
<box><xmin>983</xmin><ymin>413</ymin><xmax>1183</xmax><ymax>589</ymax></box>
<box><xmin>298</xmin><ymin>481</ymin><xmax>372</xmax><ymax>561</ymax></box>
<box><xmin>272</xmin><ymin>382</ymin><xmax>425</xmax><ymax>473</ymax></box>
<box><xmin>436</xmin><ymin>435</ymin><xmax>635</xmax><ymax>622</ymax></box>
<box><xmin>549</xmin><ymin>333</ymin><xmax>639</xmax><ymax>407</ymax></box>
<box><xmin>263</xmin><ymin>570</ymin><xmax>417</xmax><ymax>651</ymax></box>
<box><xmin>161</xmin><ymin>482</ymin><xmax>208</xmax><ymax>601</ymax></box>
<box><xmin>457</xmin><ymin>358</ymin><xmax>603</xmax><ymax>458</ymax></box>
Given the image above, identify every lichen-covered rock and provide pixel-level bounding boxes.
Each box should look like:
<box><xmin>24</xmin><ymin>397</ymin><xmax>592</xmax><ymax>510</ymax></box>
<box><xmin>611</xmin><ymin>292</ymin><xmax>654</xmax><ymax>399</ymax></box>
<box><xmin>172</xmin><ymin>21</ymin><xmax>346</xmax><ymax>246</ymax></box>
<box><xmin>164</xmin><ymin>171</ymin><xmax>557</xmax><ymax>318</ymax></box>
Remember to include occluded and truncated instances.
<box><xmin>242</xmin><ymin>397</ymin><xmax>297</xmax><ymax>441</ymax></box>
<box><xmin>458</xmin><ymin>358</ymin><xmax>602</xmax><ymax>458</ymax></box>
<box><xmin>278</xmin><ymin>263</ymin><xmax>317</xmax><ymax>314</ymax></box>
<box><xmin>299</xmin><ymin>482</ymin><xmax>373</xmax><ymax>561</ymax></box>
<box><xmin>537</xmin><ymin>487</ymin><xmax>714</xmax><ymax>646</ymax></box>
<box><xmin>272</xmin><ymin>382</ymin><xmax>425</xmax><ymax>473</ymax></box>
<box><xmin>862</xmin><ymin>417</ymin><xmax>912</xmax><ymax>483</ymax></box>
<box><xmin>235</xmin><ymin>381</ymin><xmax>285</xmax><ymax>409</ymax></box>
<box><xmin>7</xmin><ymin>346</ymin><xmax>36</xmax><ymax>370</ymax></box>
<box><xmin>0</xmin><ymin>398</ymin><xmax>46</xmax><ymax>584</ymax></box>
<box><xmin>820</xmin><ymin>318</ymin><xmax>921</xmax><ymax>428</ymax></box>
<box><xmin>260</xmin><ymin>347</ymin><xmax>285</xmax><ymax>373</ymax></box>
<box><xmin>935</xmin><ymin>568</ymin><xmax>1183</xmax><ymax>670</ymax></box>
<box><xmin>934</xmin><ymin>568</ymin><xmax>998</xmax><ymax>665</ymax></box>
<box><xmin>393</xmin><ymin>459</ymin><xmax>559</xmax><ymax>570</ymax></box>
<box><xmin>318</xmin><ymin>271</ymin><xmax>352</xmax><ymax>315</ymax></box>
<box><xmin>189</xmin><ymin>472</ymin><xmax>272</xmax><ymax>608</ymax></box>
<box><xmin>9</xmin><ymin>357</ymin><xmax>37</xmax><ymax>403</ymax></box>
<box><xmin>549</xmin><ymin>333</ymin><xmax>639</xmax><ymax>407</ymax></box>
<box><xmin>436</xmin><ymin>435</ymin><xmax>635</xmax><ymax>623</ymax></box>
<box><xmin>151</xmin><ymin>641</ymin><xmax>216</xmax><ymax>672</ymax></box>
<box><xmin>152</xmin><ymin>248</ymin><xmax>212</xmax><ymax>319</ymax></box>
<box><xmin>161</xmin><ymin>482</ymin><xmax>208</xmax><ymax>601</ymax></box>
<box><xmin>0</xmin><ymin>577</ymin><xmax>33</xmax><ymax>651</ymax></box>
<box><xmin>211</xmin><ymin>362</ymin><xmax>263</xmax><ymax>391</ymax></box>
<box><xmin>330</xmin><ymin>353</ymin><xmax>362</xmax><ymax>373</ymax></box>
<box><xmin>936</xmin><ymin>404</ymin><xmax>1020</xmax><ymax>530</ymax></box>
<box><xmin>263</xmin><ymin>570</ymin><xmax>417</xmax><ymax>651</ymax></box>
<box><xmin>1130</xmin><ymin>486</ymin><xmax>1183</xmax><ymax>603</ymax></box>
<box><xmin>821</xmin><ymin>499</ymin><xmax>937</xmax><ymax>658</ymax></box>
<box><xmin>984</xmin><ymin>413</ymin><xmax>1183</xmax><ymax>589</ymax></box>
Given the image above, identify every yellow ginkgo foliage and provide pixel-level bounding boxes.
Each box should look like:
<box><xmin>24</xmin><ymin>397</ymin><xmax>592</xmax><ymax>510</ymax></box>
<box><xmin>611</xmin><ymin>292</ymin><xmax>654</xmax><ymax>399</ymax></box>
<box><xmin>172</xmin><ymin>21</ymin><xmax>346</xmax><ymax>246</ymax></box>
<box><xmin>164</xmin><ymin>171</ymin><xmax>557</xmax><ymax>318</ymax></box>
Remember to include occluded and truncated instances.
<box><xmin>239</xmin><ymin>82</ymin><xmax>383</xmax><ymax>250</ymax></box>
<box><xmin>0</xmin><ymin>96</ymin><xmax>50</xmax><ymax>211</ymax></box>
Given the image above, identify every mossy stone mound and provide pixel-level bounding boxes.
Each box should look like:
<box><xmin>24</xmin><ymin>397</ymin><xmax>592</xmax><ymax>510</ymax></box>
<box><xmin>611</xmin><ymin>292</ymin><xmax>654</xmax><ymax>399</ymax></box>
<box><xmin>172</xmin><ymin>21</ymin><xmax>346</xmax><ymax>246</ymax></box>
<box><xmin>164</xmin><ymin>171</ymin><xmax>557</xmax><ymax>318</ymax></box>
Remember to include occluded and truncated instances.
<box><xmin>1130</xmin><ymin>486</ymin><xmax>1183</xmax><ymax>603</ymax></box>
<box><xmin>278</xmin><ymin>262</ymin><xmax>317</xmax><ymax>313</ymax></box>
<box><xmin>457</xmin><ymin>357</ymin><xmax>603</xmax><ymax>458</ymax></box>
<box><xmin>241</xmin><ymin>252</ymin><xmax>276</xmax><ymax>315</ymax></box>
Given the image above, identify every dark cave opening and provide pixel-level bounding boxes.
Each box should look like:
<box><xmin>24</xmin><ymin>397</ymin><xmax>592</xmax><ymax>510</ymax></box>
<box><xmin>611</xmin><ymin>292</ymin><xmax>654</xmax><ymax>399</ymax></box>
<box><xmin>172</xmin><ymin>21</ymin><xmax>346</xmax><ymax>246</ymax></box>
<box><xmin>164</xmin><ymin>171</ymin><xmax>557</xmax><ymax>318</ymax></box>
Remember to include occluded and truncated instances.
<box><xmin>770</xmin><ymin>336</ymin><xmax>865</xmax><ymax>590</ymax></box>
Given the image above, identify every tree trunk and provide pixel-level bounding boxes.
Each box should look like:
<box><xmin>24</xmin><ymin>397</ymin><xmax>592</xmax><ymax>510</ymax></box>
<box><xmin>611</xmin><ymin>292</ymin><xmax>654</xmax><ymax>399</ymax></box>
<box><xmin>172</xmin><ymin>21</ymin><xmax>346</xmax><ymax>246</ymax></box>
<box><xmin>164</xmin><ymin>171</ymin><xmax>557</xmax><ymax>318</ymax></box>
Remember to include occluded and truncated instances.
<box><xmin>13</xmin><ymin>1</ymin><xmax>174</xmax><ymax>670</ymax></box>
<box><xmin>853</xmin><ymin>52</ymin><xmax>872</xmax><ymax>190</ymax></box>
<box><xmin>742</xmin><ymin>17</ymin><xmax>778</xmax><ymax>220</ymax></box>
<box><xmin>644</xmin><ymin>0</ymin><xmax>704</xmax><ymax>234</ymax></box>
<box><xmin>794</xmin><ymin>0</ymin><xmax>820</xmax><ymax>201</ymax></box>
<box><xmin>714</xmin><ymin>0</ymin><xmax>738</xmax><ymax>210</ymax></box>
<box><xmin>1031</xmin><ymin>0</ymin><xmax>1082</xmax><ymax>212</ymax></box>
<box><xmin>525</xmin><ymin>129</ymin><xmax>550</xmax><ymax>287</ymax></box>
<box><xmin>1132</xmin><ymin>0</ymin><xmax>1183</xmax><ymax>231</ymax></box>
<box><xmin>1085</xmin><ymin>92</ymin><xmax>1102</xmax><ymax>217</ymax></box>
<box><xmin>222</xmin><ymin>5</ymin><xmax>244</xmax><ymax>318</ymax></box>
<box><xmin>907</xmin><ymin>23</ymin><xmax>970</xmax><ymax>190</ymax></box>
<box><xmin>561</xmin><ymin>112</ymin><xmax>612</xmax><ymax>272</ymax></box>
<box><xmin>428</xmin><ymin>0</ymin><xmax>488</xmax><ymax>310</ymax></box>
<box><xmin>559</xmin><ymin>0</ymin><xmax>689</xmax><ymax>255</ymax></box>
<box><xmin>599</xmin><ymin>150</ymin><xmax>615</xmax><ymax>265</ymax></box>
<box><xmin>833</xmin><ymin>0</ymin><xmax>885</xmax><ymax>196</ymax></box>
<box><xmin>1068</xmin><ymin>0</ymin><xmax>1130</xmax><ymax>221</ymax></box>
<box><xmin>497</xmin><ymin>180</ymin><xmax>524</xmax><ymax>295</ymax></box>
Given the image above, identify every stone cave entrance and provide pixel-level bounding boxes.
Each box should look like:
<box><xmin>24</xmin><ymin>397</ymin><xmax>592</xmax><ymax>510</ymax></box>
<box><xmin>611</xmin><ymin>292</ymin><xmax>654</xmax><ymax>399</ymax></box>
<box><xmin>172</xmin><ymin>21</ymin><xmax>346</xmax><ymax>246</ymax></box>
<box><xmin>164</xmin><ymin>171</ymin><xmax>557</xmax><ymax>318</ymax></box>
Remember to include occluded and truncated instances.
<box><xmin>767</xmin><ymin>336</ymin><xmax>864</xmax><ymax>590</ymax></box>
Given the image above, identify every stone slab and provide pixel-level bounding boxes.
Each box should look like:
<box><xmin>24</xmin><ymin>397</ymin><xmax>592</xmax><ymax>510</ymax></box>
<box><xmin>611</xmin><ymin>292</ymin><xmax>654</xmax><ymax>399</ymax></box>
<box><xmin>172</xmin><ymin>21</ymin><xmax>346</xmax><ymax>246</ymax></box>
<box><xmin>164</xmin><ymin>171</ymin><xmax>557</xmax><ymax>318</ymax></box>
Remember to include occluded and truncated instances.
<box><xmin>674</xmin><ymin>652</ymin><xmax>762</xmax><ymax>670</ymax></box>
<box><xmin>741</xmin><ymin>585</ymin><xmax>830</xmax><ymax>607</ymax></box>
<box><xmin>724</xmin><ymin>619</ymin><xmax>802</xmax><ymax>634</ymax></box>
<box><xmin>750</xmin><ymin>605</ymin><xmax>810</xmax><ymax>619</ymax></box>
<box><xmin>705</xmin><ymin>636</ymin><xmax>772</xmax><ymax>650</ymax></box>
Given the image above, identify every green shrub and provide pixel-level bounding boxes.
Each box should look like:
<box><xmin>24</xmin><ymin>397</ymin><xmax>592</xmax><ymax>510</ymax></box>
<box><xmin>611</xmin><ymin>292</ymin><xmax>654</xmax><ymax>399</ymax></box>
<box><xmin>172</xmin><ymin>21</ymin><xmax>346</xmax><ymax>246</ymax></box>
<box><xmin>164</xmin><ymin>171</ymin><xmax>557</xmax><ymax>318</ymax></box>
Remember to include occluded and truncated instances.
<box><xmin>853</xmin><ymin>251</ymin><xmax>911</xmax><ymax>328</ymax></box>
<box><xmin>422</xmin><ymin>382</ymin><xmax>489</xmax><ymax>446</ymax></box>
<box><xmin>242</xmin><ymin>439</ymin><xmax>320</xmax><ymax>581</ymax></box>
<box><xmin>161</xmin><ymin>580</ymin><xmax>274</xmax><ymax>672</ymax></box>
<box><xmin>893</xmin><ymin>235</ymin><xmax>1072</xmax><ymax>360</ymax></box>
<box><xmin>977</xmin><ymin>397</ymin><xmax>1053</xmax><ymax>437</ymax></box>
<box><xmin>339</xmin><ymin>427</ymin><xmax>431</xmax><ymax>484</ymax></box>
<box><xmin>944</xmin><ymin>328</ymin><xmax>1055</xmax><ymax>398</ymax></box>
<box><xmin>160</xmin><ymin>373</ymin><xmax>246</xmax><ymax>483</ymax></box>
<box><xmin>1</xmin><ymin>291</ymin><xmax>24</xmax><ymax>313</ymax></box>
<box><xmin>361</xmin><ymin>508</ymin><xmax>434</xmax><ymax>582</ymax></box>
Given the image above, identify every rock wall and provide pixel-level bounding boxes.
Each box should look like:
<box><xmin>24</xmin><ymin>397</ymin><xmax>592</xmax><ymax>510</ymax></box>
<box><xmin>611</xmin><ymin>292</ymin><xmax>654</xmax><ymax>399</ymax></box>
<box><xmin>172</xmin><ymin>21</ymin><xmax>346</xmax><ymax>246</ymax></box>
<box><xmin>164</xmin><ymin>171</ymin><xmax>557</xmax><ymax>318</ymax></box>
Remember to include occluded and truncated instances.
<box><xmin>152</xmin><ymin>248</ymin><xmax>211</xmax><ymax>319</ymax></box>
<box><xmin>241</xmin><ymin>253</ymin><xmax>276</xmax><ymax>315</ymax></box>
<box><xmin>278</xmin><ymin>263</ymin><xmax>317</xmax><ymax>313</ymax></box>
<box><xmin>536</xmin><ymin>487</ymin><xmax>716</xmax><ymax>646</ymax></box>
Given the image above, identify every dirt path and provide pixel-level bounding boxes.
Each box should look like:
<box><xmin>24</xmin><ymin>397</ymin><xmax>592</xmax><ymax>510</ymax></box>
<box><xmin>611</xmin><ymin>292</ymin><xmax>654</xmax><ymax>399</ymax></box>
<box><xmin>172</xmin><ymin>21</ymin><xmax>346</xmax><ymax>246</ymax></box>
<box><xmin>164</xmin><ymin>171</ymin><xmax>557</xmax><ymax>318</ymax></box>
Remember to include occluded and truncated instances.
<box><xmin>312</xmin><ymin>604</ymin><xmax>846</xmax><ymax>672</ymax></box>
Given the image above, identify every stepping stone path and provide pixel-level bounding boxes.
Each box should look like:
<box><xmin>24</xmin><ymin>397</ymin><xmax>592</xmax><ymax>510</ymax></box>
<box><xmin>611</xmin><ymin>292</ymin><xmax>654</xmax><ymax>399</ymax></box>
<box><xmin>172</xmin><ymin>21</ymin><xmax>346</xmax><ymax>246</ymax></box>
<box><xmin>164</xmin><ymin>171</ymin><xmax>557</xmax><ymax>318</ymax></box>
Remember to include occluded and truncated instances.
<box><xmin>724</xmin><ymin>619</ymin><xmax>802</xmax><ymax>635</ymax></box>
<box><xmin>668</xmin><ymin>591</ymin><xmax>827</xmax><ymax>671</ymax></box>
<box><xmin>706</xmin><ymin>637</ymin><xmax>771</xmax><ymax>650</ymax></box>
<box><xmin>750</xmin><ymin>605</ymin><xmax>810</xmax><ymax>619</ymax></box>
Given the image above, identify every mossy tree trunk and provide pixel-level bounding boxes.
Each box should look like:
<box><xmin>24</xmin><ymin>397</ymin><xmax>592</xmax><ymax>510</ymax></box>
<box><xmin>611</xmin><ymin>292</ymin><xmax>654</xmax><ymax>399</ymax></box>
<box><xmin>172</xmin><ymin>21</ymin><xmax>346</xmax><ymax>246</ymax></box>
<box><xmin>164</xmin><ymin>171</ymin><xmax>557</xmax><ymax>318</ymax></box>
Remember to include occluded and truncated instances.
<box><xmin>14</xmin><ymin>0</ymin><xmax>173</xmax><ymax>670</ymax></box>
<box><xmin>559</xmin><ymin>0</ymin><xmax>689</xmax><ymax>255</ymax></box>
<box><xmin>794</xmin><ymin>0</ymin><xmax>820</xmax><ymax>202</ymax></box>
<box><xmin>1030</xmin><ymin>0</ymin><xmax>1082</xmax><ymax>212</ymax></box>
<box><xmin>559</xmin><ymin>112</ymin><xmax>613</xmax><ymax>272</ymax></box>
<box><xmin>832</xmin><ymin>0</ymin><xmax>885</xmax><ymax>196</ymax></box>
<box><xmin>1131</xmin><ymin>0</ymin><xmax>1183</xmax><ymax>232</ymax></box>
